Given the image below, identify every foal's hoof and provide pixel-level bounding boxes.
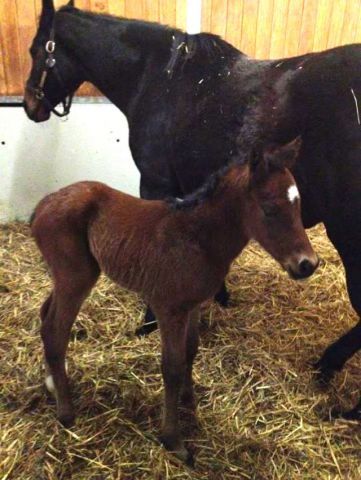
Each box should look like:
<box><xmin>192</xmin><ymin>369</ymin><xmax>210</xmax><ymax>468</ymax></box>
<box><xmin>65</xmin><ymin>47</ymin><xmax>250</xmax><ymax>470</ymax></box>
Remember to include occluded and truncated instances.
<box><xmin>58</xmin><ymin>412</ymin><xmax>75</xmax><ymax>428</ymax></box>
<box><xmin>312</xmin><ymin>361</ymin><xmax>336</xmax><ymax>388</ymax></box>
<box><xmin>160</xmin><ymin>436</ymin><xmax>194</xmax><ymax>467</ymax></box>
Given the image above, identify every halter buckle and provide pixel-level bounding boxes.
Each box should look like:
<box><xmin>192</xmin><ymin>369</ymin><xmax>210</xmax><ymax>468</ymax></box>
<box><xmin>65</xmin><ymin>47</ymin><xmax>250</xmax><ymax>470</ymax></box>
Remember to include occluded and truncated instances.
<box><xmin>35</xmin><ymin>88</ymin><xmax>45</xmax><ymax>100</ymax></box>
<box><xmin>46</xmin><ymin>57</ymin><xmax>56</xmax><ymax>68</ymax></box>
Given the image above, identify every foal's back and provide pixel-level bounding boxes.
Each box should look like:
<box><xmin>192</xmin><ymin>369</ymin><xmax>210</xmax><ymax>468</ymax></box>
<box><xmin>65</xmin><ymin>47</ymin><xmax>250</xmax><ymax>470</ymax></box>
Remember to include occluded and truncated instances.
<box><xmin>32</xmin><ymin>181</ymin><xmax>211</xmax><ymax>302</ymax></box>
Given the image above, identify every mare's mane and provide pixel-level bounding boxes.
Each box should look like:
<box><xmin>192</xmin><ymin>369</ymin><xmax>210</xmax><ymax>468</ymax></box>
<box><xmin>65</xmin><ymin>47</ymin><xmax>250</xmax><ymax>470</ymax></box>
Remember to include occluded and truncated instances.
<box><xmin>55</xmin><ymin>6</ymin><xmax>266</xmax><ymax>212</ymax></box>
<box><xmin>57</xmin><ymin>5</ymin><xmax>240</xmax><ymax>72</ymax></box>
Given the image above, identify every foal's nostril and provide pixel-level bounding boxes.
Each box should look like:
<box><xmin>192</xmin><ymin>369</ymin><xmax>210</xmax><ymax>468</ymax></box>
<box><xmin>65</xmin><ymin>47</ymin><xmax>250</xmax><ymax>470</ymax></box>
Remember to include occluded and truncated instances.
<box><xmin>298</xmin><ymin>259</ymin><xmax>315</xmax><ymax>277</ymax></box>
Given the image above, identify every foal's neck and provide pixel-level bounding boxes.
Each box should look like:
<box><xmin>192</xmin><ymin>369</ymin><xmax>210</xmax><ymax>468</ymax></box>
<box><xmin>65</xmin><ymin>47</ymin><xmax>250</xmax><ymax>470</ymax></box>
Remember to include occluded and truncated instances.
<box><xmin>185</xmin><ymin>165</ymin><xmax>250</xmax><ymax>265</ymax></box>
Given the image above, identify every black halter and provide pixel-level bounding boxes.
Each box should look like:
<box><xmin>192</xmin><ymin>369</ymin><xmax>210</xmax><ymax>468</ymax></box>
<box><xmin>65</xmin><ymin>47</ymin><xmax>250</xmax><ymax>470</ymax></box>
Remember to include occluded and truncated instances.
<box><xmin>29</xmin><ymin>26</ymin><xmax>74</xmax><ymax>118</ymax></box>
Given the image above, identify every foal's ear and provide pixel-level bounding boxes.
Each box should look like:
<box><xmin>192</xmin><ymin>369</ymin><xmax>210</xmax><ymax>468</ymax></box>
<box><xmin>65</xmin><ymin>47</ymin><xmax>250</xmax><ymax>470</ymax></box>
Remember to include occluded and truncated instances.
<box><xmin>67</xmin><ymin>0</ymin><xmax>75</xmax><ymax>6</ymax></box>
<box><xmin>263</xmin><ymin>136</ymin><xmax>302</xmax><ymax>170</ymax></box>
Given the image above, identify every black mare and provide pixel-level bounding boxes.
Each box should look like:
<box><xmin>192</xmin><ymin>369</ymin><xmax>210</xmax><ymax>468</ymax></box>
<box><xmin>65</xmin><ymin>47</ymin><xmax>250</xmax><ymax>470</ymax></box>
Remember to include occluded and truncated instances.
<box><xmin>24</xmin><ymin>1</ymin><xmax>361</xmax><ymax>419</ymax></box>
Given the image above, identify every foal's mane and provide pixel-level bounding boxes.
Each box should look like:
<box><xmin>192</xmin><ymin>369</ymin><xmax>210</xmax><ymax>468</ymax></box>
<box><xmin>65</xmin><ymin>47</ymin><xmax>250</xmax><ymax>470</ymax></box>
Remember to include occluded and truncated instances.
<box><xmin>167</xmin><ymin>160</ymin><xmax>249</xmax><ymax>211</ymax></box>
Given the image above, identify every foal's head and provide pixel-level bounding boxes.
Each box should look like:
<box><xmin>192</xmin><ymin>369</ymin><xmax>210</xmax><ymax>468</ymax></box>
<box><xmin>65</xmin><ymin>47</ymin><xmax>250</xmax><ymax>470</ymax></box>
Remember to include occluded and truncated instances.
<box><xmin>24</xmin><ymin>0</ymin><xmax>80</xmax><ymax>122</ymax></box>
<box><xmin>245</xmin><ymin>137</ymin><xmax>318</xmax><ymax>279</ymax></box>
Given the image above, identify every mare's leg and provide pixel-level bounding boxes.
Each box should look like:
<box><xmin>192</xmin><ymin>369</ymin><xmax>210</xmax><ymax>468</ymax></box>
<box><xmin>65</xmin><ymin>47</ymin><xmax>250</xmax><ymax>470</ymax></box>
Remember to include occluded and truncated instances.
<box><xmin>156</xmin><ymin>308</ymin><xmax>194</xmax><ymax>465</ymax></box>
<box><xmin>137</xmin><ymin>177</ymin><xmax>180</xmax><ymax>336</ymax></box>
<box><xmin>315</xmin><ymin>226</ymin><xmax>361</xmax><ymax>387</ymax></box>
<box><xmin>135</xmin><ymin>307</ymin><xmax>157</xmax><ymax>337</ymax></box>
<box><xmin>214</xmin><ymin>282</ymin><xmax>230</xmax><ymax>307</ymax></box>
<box><xmin>41</xmin><ymin>251</ymin><xmax>99</xmax><ymax>426</ymax></box>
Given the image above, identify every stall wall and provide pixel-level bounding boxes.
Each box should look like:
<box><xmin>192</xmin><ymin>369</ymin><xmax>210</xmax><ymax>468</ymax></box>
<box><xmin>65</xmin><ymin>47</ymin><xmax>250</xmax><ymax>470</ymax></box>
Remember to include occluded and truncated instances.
<box><xmin>1</xmin><ymin>0</ymin><xmax>361</xmax><ymax>221</ymax></box>
<box><xmin>0</xmin><ymin>103</ymin><xmax>139</xmax><ymax>222</ymax></box>
<box><xmin>1</xmin><ymin>0</ymin><xmax>361</xmax><ymax>97</ymax></box>
<box><xmin>202</xmin><ymin>0</ymin><xmax>361</xmax><ymax>59</ymax></box>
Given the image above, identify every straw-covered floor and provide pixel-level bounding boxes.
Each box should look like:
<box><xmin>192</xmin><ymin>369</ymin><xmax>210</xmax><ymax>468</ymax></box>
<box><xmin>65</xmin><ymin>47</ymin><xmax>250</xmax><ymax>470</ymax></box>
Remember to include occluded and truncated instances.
<box><xmin>0</xmin><ymin>222</ymin><xmax>360</xmax><ymax>480</ymax></box>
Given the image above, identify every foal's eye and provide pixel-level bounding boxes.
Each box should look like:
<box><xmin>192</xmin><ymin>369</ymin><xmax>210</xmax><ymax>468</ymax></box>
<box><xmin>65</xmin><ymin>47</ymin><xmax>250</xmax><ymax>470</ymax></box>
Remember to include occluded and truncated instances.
<box><xmin>262</xmin><ymin>204</ymin><xmax>280</xmax><ymax>217</ymax></box>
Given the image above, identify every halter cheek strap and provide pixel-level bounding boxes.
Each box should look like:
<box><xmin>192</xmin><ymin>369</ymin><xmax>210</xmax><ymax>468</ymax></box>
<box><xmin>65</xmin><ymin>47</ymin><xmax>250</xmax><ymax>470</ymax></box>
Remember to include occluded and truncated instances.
<box><xmin>29</xmin><ymin>27</ymin><xmax>74</xmax><ymax>118</ymax></box>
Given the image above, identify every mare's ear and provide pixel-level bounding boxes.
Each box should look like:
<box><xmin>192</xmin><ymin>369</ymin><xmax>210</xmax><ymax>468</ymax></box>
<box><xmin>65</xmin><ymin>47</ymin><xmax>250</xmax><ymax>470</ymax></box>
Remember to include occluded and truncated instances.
<box><xmin>40</xmin><ymin>0</ymin><xmax>55</xmax><ymax>30</ymax></box>
<box><xmin>263</xmin><ymin>136</ymin><xmax>302</xmax><ymax>170</ymax></box>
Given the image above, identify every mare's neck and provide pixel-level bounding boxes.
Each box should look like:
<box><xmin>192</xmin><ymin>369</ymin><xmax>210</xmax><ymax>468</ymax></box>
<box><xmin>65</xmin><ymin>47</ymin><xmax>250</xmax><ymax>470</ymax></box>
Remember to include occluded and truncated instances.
<box><xmin>55</xmin><ymin>9</ymin><xmax>173</xmax><ymax>112</ymax></box>
<box><xmin>185</xmin><ymin>165</ymin><xmax>250</xmax><ymax>265</ymax></box>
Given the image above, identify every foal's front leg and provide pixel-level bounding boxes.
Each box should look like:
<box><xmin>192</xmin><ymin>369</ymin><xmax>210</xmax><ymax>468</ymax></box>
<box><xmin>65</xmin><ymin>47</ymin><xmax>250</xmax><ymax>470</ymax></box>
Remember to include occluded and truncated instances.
<box><xmin>136</xmin><ymin>284</ymin><xmax>228</xmax><ymax>337</ymax></box>
<box><xmin>157</xmin><ymin>309</ymin><xmax>194</xmax><ymax>465</ymax></box>
<box><xmin>181</xmin><ymin>308</ymin><xmax>200</xmax><ymax>413</ymax></box>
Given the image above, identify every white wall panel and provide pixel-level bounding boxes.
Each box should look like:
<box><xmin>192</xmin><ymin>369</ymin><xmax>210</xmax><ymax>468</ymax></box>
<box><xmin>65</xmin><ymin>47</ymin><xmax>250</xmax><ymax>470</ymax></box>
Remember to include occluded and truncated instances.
<box><xmin>0</xmin><ymin>103</ymin><xmax>140</xmax><ymax>222</ymax></box>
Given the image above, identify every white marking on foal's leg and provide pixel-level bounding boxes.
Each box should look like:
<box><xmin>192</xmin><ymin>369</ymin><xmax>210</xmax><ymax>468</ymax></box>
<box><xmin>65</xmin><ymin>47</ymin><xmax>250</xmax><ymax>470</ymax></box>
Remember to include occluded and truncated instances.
<box><xmin>287</xmin><ymin>185</ymin><xmax>300</xmax><ymax>203</ymax></box>
<box><xmin>44</xmin><ymin>362</ymin><xmax>59</xmax><ymax>396</ymax></box>
<box><xmin>45</xmin><ymin>375</ymin><xmax>56</xmax><ymax>394</ymax></box>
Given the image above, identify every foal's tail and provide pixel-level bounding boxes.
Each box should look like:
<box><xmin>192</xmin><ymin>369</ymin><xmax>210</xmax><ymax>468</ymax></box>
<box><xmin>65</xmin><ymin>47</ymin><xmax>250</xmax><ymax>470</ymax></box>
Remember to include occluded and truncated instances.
<box><xmin>30</xmin><ymin>182</ymin><xmax>104</xmax><ymax>275</ymax></box>
<box><xmin>30</xmin><ymin>182</ymin><xmax>102</xmax><ymax>236</ymax></box>
<box><xmin>29</xmin><ymin>209</ymin><xmax>36</xmax><ymax>227</ymax></box>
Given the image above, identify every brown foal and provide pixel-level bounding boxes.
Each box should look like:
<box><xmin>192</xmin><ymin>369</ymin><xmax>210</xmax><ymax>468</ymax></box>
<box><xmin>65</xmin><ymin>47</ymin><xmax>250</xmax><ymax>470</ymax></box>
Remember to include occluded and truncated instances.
<box><xmin>31</xmin><ymin>137</ymin><xmax>318</xmax><ymax>465</ymax></box>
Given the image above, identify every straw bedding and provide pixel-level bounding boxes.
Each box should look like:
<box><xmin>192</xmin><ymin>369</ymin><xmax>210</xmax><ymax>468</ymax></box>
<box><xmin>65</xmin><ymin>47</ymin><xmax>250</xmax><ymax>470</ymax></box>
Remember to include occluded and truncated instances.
<box><xmin>0</xmin><ymin>222</ymin><xmax>360</xmax><ymax>479</ymax></box>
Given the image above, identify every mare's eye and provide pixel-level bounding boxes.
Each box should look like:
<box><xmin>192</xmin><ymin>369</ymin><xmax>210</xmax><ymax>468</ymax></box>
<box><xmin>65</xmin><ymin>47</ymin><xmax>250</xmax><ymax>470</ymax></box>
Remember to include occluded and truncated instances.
<box><xmin>262</xmin><ymin>204</ymin><xmax>280</xmax><ymax>217</ymax></box>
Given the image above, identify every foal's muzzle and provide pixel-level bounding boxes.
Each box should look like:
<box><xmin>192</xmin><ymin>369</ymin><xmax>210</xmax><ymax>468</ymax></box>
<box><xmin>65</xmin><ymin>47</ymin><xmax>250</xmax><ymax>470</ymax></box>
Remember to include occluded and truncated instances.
<box><xmin>285</xmin><ymin>255</ymin><xmax>319</xmax><ymax>280</ymax></box>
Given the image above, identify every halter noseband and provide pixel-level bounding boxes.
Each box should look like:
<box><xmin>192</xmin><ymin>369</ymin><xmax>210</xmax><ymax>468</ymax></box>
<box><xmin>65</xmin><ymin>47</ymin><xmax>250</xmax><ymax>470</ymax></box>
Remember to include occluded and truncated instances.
<box><xmin>29</xmin><ymin>26</ymin><xmax>74</xmax><ymax>118</ymax></box>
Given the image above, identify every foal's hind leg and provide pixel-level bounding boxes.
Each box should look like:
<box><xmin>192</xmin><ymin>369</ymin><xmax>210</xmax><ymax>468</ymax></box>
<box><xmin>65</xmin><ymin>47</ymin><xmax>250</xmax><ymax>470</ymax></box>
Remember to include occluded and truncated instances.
<box><xmin>41</xmin><ymin>257</ymin><xmax>99</xmax><ymax>426</ymax></box>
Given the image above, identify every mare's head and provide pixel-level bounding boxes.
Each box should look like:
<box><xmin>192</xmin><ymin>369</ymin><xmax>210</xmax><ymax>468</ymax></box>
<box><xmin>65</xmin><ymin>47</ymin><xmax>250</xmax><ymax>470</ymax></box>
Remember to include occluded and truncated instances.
<box><xmin>24</xmin><ymin>0</ymin><xmax>81</xmax><ymax>122</ymax></box>
<box><xmin>245</xmin><ymin>137</ymin><xmax>318</xmax><ymax>279</ymax></box>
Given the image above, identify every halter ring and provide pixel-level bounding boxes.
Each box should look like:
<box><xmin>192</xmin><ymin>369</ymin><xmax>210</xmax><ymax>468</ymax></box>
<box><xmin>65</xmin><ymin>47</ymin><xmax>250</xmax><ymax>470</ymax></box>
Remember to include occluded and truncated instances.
<box><xmin>45</xmin><ymin>40</ymin><xmax>56</xmax><ymax>53</ymax></box>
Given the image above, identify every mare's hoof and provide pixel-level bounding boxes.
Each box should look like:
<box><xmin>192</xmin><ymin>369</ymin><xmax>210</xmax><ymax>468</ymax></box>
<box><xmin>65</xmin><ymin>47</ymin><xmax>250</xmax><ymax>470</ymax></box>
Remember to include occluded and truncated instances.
<box><xmin>58</xmin><ymin>413</ymin><xmax>75</xmax><ymax>428</ymax></box>
<box><xmin>185</xmin><ymin>451</ymin><xmax>195</xmax><ymax>468</ymax></box>
<box><xmin>160</xmin><ymin>435</ymin><xmax>194</xmax><ymax>467</ymax></box>
<box><xmin>214</xmin><ymin>288</ymin><xmax>230</xmax><ymax>308</ymax></box>
<box><xmin>312</xmin><ymin>361</ymin><xmax>336</xmax><ymax>388</ymax></box>
<box><xmin>135</xmin><ymin>321</ymin><xmax>158</xmax><ymax>337</ymax></box>
<box><xmin>326</xmin><ymin>404</ymin><xmax>361</xmax><ymax>421</ymax></box>
<box><xmin>70</xmin><ymin>327</ymin><xmax>88</xmax><ymax>341</ymax></box>
<box><xmin>136</xmin><ymin>307</ymin><xmax>158</xmax><ymax>337</ymax></box>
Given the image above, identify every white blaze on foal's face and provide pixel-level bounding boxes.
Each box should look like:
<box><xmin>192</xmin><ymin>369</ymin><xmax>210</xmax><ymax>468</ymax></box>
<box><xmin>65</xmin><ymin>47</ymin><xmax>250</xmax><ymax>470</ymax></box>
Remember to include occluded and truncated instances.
<box><xmin>287</xmin><ymin>184</ymin><xmax>300</xmax><ymax>203</ymax></box>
